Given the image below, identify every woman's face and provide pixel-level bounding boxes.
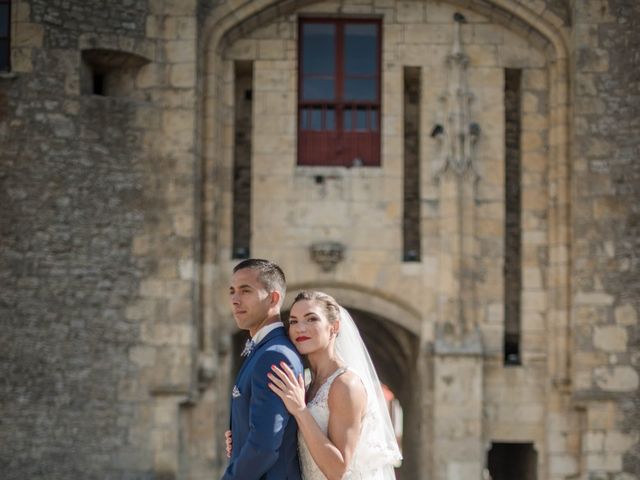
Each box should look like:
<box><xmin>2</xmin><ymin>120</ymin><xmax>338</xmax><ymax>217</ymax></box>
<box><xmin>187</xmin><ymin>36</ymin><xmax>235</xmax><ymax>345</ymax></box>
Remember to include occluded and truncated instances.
<box><xmin>288</xmin><ymin>299</ymin><xmax>336</xmax><ymax>356</ymax></box>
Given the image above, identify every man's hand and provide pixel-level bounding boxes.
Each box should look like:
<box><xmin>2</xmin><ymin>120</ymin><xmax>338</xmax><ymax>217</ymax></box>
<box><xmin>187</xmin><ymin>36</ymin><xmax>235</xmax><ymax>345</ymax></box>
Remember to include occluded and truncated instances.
<box><xmin>225</xmin><ymin>430</ymin><xmax>233</xmax><ymax>458</ymax></box>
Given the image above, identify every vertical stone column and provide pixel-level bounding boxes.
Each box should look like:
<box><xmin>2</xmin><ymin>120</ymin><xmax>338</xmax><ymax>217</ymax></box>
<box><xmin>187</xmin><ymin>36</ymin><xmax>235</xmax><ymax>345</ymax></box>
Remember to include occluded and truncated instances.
<box><xmin>433</xmin><ymin>340</ymin><xmax>484</xmax><ymax>480</ymax></box>
<box><xmin>432</xmin><ymin>13</ymin><xmax>484</xmax><ymax>480</ymax></box>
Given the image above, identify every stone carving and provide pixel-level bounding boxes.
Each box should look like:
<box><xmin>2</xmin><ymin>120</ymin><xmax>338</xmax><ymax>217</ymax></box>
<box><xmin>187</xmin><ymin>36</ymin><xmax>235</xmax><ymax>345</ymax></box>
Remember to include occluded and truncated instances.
<box><xmin>310</xmin><ymin>242</ymin><xmax>345</xmax><ymax>272</ymax></box>
<box><xmin>432</xmin><ymin>13</ymin><xmax>481</xmax><ymax>177</ymax></box>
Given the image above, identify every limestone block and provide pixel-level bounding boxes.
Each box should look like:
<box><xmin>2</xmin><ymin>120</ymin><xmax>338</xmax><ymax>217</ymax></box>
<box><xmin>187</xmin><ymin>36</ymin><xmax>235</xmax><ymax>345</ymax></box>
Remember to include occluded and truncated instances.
<box><xmin>522</xmin><ymin>290</ymin><xmax>546</xmax><ymax>312</ymax></box>
<box><xmin>594</xmin><ymin>197</ymin><xmax>626</xmax><ymax>220</ymax></box>
<box><xmin>522</xmin><ymin>68</ymin><xmax>548</xmax><ymax>90</ymax></box>
<box><xmin>586</xmin><ymin>453</ymin><xmax>623</xmax><ymax>471</ymax></box>
<box><xmin>546</xmin><ymin>430</ymin><xmax>567</xmax><ymax>452</ymax></box>
<box><xmin>523</xmin><ymin>188</ymin><xmax>548</xmax><ymax>211</ymax></box>
<box><xmin>575</xmin><ymin>291</ymin><xmax>615</xmax><ymax>306</ymax></box>
<box><xmin>523</xmin><ymin>267</ymin><xmax>543</xmax><ymax>289</ymax></box>
<box><xmin>13</xmin><ymin>1</ymin><xmax>30</xmax><ymax>22</ymax></box>
<box><xmin>615</xmin><ymin>304</ymin><xmax>637</xmax><ymax>326</ymax></box>
<box><xmin>374</xmin><ymin>0</ymin><xmax>396</xmax><ymax>8</ymax></box>
<box><xmin>425</xmin><ymin>3</ymin><xmax>488</xmax><ymax>23</ymax></box>
<box><xmin>403</xmin><ymin>24</ymin><xmax>449</xmax><ymax>45</ymax></box>
<box><xmin>584</xmin><ymin>431</ymin><xmax>605</xmax><ymax>452</ymax></box>
<box><xmin>10</xmin><ymin>47</ymin><xmax>33</xmax><ymax>73</ymax></box>
<box><xmin>604</xmin><ymin>431</ymin><xmax>636</xmax><ymax>453</ymax></box>
<box><xmin>133</xmin><ymin>234</ymin><xmax>152</xmax><ymax>255</ymax></box>
<box><xmin>377</xmin><ymin>113</ymin><xmax>399</xmax><ymax>136</ymax></box>
<box><xmin>225</xmin><ymin>39</ymin><xmax>257</xmax><ymax>60</ymax></box>
<box><xmin>166</xmin><ymin>40</ymin><xmax>195</xmax><ymax>63</ymax></box>
<box><xmin>13</xmin><ymin>22</ymin><xmax>44</xmax><ymax>48</ymax></box>
<box><xmin>594</xmin><ymin>366</ymin><xmax>639</xmax><ymax>392</ymax></box>
<box><xmin>151</xmin><ymin>88</ymin><xmax>196</xmax><ymax>108</ymax></box>
<box><xmin>169</xmin><ymin>64</ymin><xmax>196</xmax><ymax>88</ymax></box>
<box><xmin>549</xmin><ymin>454</ymin><xmax>579</xmax><ymax>476</ymax></box>
<box><xmin>575</xmin><ymin>370</ymin><xmax>593</xmax><ymax>390</ymax></box>
<box><xmin>575</xmin><ymin>97</ymin><xmax>607</xmax><ymax>115</ymax></box>
<box><xmin>466</xmin><ymin>45</ymin><xmax>499</xmax><ymax>66</ymax></box>
<box><xmin>163</xmin><ymin>0</ymin><xmax>196</xmax><ymax>16</ymax></box>
<box><xmin>118</xmin><ymin>378</ymin><xmax>148</xmax><ymax>402</ymax></box>
<box><xmin>447</xmin><ymin>461</ymin><xmax>482</xmax><ymax>480</ymax></box>
<box><xmin>146</xmin><ymin>15</ymin><xmax>161</xmax><ymax>38</ymax></box>
<box><xmin>126</xmin><ymin>299</ymin><xmax>158</xmax><ymax>321</ymax></box>
<box><xmin>167</xmin><ymin>17</ymin><xmax>197</xmax><ymax>40</ymax></box>
<box><xmin>471</xmin><ymin>24</ymin><xmax>504</xmax><ymax>44</ymax></box>
<box><xmin>587</xmin><ymin>403</ymin><xmax>618</xmax><ymax>430</ymax></box>
<box><xmin>258</xmin><ymin>40</ymin><xmax>286</xmax><ymax>60</ymax></box>
<box><xmin>130</xmin><ymin>346</ymin><xmax>157</xmax><ymax>367</ymax></box>
<box><xmin>173</xmin><ymin>213</ymin><xmax>194</xmax><ymax>237</ymax></box>
<box><xmin>593</xmin><ymin>326</ymin><xmax>628</xmax><ymax>352</ymax></box>
<box><xmin>522</xmin><ymin>131</ymin><xmax>545</xmax><ymax>152</ymax></box>
<box><xmin>498</xmin><ymin>44</ymin><xmax>546</xmax><ymax>68</ymax></box>
<box><xmin>142</xmin><ymin>323</ymin><xmax>192</xmax><ymax>347</ymax></box>
<box><xmin>383</xmin><ymin>24</ymin><xmax>404</xmax><ymax>46</ymax></box>
<box><xmin>254</xmin><ymin>65</ymin><xmax>294</xmax><ymax>92</ymax></box>
<box><xmin>249</xmin><ymin>22</ymin><xmax>278</xmax><ymax>40</ymax></box>
<box><xmin>340</xmin><ymin>3</ymin><xmax>377</xmax><ymax>14</ymax></box>
<box><xmin>578</xmin><ymin>47</ymin><xmax>609</xmax><ymax>73</ymax></box>
<box><xmin>168</xmin><ymin>298</ymin><xmax>192</xmax><ymax>322</ymax></box>
<box><xmin>162</xmin><ymin>109</ymin><xmax>195</xmax><ymax>136</ymax></box>
<box><xmin>396</xmin><ymin>1</ymin><xmax>426</xmax><ymax>23</ymax></box>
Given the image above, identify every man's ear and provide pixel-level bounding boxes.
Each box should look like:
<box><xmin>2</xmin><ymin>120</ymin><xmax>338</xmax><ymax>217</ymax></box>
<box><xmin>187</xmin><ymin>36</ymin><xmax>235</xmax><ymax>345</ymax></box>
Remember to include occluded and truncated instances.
<box><xmin>269</xmin><ymin>290</ymin><xmax>281</xmax><ymax>308</ymax></box>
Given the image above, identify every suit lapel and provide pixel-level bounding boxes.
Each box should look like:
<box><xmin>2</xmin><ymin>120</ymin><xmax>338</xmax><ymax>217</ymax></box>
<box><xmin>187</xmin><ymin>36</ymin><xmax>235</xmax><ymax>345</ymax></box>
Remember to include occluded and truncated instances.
<box><xmin>235</xmin><ymin>326</ymin><xmax>286</xmax><ymax>381</ymax></box>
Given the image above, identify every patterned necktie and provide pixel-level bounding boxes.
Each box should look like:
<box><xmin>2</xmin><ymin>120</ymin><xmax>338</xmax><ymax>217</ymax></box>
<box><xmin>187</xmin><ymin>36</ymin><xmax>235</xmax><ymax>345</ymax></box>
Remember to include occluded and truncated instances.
<box><xmin>241</xmin><ymin>338</ymin><xmax>255</xmax><ymax>357</ymax></box>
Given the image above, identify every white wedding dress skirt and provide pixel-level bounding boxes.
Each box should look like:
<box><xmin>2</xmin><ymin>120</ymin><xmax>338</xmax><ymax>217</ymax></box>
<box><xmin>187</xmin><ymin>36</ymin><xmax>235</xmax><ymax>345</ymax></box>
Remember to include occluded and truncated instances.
<box><xmin>298</xmin><ymin>368</ymin><xmax>396</xmax><ymax>480</ymax></box>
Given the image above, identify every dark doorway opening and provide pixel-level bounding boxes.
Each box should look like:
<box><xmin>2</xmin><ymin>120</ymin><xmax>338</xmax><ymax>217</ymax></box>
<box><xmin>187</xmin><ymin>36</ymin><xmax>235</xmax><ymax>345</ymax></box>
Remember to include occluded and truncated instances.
<box><xmin>487</xmin><ymin>442</ymin><xmax>537</xmax><ymax>480</ymax></box>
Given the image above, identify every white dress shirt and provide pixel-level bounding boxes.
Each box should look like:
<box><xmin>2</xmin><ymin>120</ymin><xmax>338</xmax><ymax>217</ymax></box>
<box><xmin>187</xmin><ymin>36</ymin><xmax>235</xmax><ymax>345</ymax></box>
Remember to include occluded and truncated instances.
<box><xmin>251</xmin><ymin>321</ymin><xmax>284</xmax><ymax>346</ymax></box>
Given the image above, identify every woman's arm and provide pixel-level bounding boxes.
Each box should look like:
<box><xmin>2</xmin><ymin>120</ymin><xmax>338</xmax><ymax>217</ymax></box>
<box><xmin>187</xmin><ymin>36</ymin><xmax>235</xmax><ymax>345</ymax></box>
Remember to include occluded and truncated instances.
<box><xmin>268</xmin><ymin>363</ymin><xmax>367</xmax><ymax>480</ymax></box>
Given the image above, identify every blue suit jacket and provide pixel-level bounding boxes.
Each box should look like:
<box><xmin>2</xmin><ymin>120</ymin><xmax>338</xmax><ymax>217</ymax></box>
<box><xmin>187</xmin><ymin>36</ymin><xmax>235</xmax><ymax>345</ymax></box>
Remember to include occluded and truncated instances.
<box><xmin>222</xmin><ymin>326</ymin><xmax>304</xmax><ymax>480</ymax></box>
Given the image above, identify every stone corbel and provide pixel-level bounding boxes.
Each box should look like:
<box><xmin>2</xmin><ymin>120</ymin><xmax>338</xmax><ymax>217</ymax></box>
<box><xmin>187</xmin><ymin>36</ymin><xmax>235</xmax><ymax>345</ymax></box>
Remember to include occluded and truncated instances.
<box><xmin>310</xmin><ymin>242</ymin><xmax>345</xmax><ymax>272</ymax></box>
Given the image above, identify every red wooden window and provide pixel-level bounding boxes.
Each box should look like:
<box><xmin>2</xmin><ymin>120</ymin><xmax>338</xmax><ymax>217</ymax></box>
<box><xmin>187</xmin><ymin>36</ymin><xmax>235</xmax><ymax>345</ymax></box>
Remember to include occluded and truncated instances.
<box><xmin>0</xmin><ymin>0</ymin><xmax>10</xmax><ymax>72</ymax></box>
<box><xmin>298</xmin><ymin>18</ymin><xmax>381</xmax><ymax>166</ymax></box>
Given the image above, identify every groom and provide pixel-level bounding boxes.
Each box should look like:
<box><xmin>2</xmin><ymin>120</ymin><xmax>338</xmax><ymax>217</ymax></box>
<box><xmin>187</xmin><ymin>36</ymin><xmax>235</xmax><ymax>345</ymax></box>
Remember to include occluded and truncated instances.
<box><xmin>221</xmin><ymin>259</ymin><xmax>304</xmax><ymax>480</ymax></box>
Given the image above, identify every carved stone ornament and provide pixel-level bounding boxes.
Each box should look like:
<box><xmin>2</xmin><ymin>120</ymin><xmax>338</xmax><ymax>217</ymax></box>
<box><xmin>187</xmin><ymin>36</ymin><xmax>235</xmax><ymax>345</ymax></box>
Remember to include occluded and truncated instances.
<box><xmin>432</xmin><ymin>13</ymin><xmax>481</xmax><ymax>177</ymax></box>
<box><xmin>310</xmin><ymin>242</ymin><xmax>345</xmax><ymax>272</ymax></box>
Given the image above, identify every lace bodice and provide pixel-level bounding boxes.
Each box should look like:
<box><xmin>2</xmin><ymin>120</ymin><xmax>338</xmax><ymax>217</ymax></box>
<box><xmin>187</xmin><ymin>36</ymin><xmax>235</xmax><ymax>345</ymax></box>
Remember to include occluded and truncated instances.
<box><xmin>297</xmin><ymin>368</ymin><xmax>396</xmax><ymax>480</ymax></box>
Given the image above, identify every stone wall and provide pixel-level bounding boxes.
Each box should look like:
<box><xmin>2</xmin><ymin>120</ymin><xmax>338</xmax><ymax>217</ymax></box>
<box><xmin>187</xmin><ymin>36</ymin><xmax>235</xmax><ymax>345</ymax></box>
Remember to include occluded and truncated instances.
<box><xmin>1</xmin><ymin>0</ymin><xmax>638</xmax><ymax>479</ymax></box>
<box><xmin>571</xmin><ymin>0</ymin><xmax>640</xmax><ymax>477</ymax></box>
<box><xmin>1</xmin><ymin>0</ymin><xmax>201</xmax><ymax>478</ymax></box>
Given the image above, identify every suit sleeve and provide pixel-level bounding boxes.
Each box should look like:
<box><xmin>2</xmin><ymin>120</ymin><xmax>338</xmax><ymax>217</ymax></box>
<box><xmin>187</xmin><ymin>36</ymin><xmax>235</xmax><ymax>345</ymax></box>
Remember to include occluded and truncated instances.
<box><xmin>221</xmin><ymin>350</ymin><xmax>299</xmax><ymax>480</ymax></box>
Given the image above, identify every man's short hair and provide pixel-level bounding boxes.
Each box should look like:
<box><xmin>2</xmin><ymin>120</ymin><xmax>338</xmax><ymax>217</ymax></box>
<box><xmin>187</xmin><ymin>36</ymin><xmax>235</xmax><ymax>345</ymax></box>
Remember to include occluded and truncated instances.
<box><xmin>233</xmin><ymin>259</ymin><xmax>286</xmax><ymax>300</ymax></box>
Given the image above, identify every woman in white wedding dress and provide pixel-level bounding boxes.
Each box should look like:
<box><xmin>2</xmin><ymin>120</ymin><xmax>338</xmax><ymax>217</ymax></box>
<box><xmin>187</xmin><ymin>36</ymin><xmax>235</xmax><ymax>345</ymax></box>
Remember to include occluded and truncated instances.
<box><xmin>268</xmin><ymin>291</ymin><xmax>401</xmax><ymax>480</ymax></box>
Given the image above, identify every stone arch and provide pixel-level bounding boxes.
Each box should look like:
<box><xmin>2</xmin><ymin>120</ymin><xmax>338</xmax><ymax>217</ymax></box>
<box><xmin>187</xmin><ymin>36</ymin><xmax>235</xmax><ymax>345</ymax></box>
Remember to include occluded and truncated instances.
<box><xmin>202</xmin><ymin>0</ymin><xmax>569</xmax><ymax>60</ymax></box>
<box><xmin>199</xmin><ymin>0</ymin><xmax>573</xmax><ymax>382</ymax></box>
<box><xmin>284</xmin><ymin>282</ymin><xmax>422</xmax><ymax>335</ymax></box>
<box><xmin>199</xmin><ymin>2</ymin><xmax>574</xmax><ymax>478</ymax></box>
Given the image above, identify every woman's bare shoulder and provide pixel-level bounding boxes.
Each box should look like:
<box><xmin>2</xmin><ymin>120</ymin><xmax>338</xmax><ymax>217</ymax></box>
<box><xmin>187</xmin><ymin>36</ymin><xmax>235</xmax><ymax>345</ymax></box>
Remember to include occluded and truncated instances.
<box><xmin>328</xmin><ymin>369</ymin><xmax>367</xmax><ymax>407</ymax></box>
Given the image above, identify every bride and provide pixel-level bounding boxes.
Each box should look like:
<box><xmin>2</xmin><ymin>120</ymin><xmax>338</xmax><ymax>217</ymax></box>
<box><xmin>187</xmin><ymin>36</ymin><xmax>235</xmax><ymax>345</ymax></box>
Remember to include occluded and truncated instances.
<box><xmin>267</xmin><ymin>290</ymin><xmax>401</xmax><ymax>479</ymax></box>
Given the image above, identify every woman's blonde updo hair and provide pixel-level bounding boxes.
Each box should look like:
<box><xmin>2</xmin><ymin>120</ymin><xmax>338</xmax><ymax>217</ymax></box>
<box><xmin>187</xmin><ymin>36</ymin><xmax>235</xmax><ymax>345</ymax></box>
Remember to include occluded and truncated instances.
<box><xmin>287</xmin><ymin>290</ymin><xmax>341</xmax><ymax>327</ymax></box>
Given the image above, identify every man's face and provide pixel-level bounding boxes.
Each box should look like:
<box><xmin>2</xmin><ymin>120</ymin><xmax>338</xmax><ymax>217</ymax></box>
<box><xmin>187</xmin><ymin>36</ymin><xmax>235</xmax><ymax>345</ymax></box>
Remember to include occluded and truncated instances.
<box><xmin>229</xmin><ymin>268</ymin><xmax>273</xmax><ymax>335</ymax></box>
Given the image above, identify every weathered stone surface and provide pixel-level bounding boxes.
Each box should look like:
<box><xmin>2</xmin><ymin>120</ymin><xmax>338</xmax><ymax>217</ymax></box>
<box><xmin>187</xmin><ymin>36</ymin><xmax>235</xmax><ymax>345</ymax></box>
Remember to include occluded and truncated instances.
<box><xmin>2</xmin><ymin>1</ymin><xmax>638</xmax><ymax>480</ymax></box>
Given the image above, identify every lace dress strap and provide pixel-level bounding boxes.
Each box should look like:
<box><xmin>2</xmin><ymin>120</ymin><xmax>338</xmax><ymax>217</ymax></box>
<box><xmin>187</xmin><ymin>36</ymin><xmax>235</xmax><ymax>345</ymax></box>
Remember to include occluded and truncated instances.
<box><xmin>308</xmin><ymin>366</ymin><xmax>348</xmax><ymax>406</ymax></box>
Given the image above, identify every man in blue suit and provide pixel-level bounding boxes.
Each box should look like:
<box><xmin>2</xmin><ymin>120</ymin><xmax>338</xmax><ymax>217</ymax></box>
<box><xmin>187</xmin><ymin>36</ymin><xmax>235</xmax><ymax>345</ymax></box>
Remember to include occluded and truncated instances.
<box><xmin>222</xmin><ymin>259</ymin><xmax>304</xmax><ymax>480</ymax></box>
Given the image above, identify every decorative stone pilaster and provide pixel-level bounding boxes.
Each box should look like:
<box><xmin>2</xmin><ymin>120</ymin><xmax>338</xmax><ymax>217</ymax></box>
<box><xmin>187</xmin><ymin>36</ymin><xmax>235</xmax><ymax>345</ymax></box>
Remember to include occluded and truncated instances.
<box><xmin>431</xmin><ymin>14</ymin><xmax>485</xmax><ymax>480</ymax></box>
<box><xmin>432</xmin><ymin>13</ymin><xmax>481</xmax><ymax>337</ymax></box>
